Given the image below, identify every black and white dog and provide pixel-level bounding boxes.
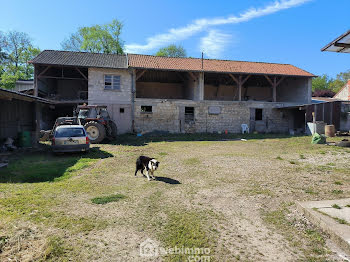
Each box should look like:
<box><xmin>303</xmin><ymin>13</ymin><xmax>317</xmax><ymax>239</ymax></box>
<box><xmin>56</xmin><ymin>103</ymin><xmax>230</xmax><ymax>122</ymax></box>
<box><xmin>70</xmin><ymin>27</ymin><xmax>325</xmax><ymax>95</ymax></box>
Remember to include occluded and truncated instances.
<box><xmin>135</xmin><ymin>156</ymin><xmax>160</xmax><ymax>181</ymax></box>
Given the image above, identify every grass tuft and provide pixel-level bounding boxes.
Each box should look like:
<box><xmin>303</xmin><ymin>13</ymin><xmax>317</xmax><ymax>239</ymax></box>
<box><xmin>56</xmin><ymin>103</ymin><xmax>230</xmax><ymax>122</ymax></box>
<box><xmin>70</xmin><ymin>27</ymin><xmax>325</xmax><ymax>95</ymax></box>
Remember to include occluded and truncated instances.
<box><xmin>304</xmin><ymin>188</ymin><xmax>318</xmax><ymax>195</ymax></box>
<box><xmin>276</xmin><ymin>156</ymin><xmax>283</xmax><ymax>160</ymax></box>
<box><xmin>331</xmin><ymin>190</ymin><xmax>343</xmax><ymax>195</ymax></box>
<box><xmin>331</xmin><ymin>204</ymin><xmax>341</xmax><ymax>209</ymax></box>
<box><xmin>91</xmin><ymin>194</ymin><xmax>126</xmax><ymax>205</ymax></box>
<box><xmin>334</xmin><ymin>181</ymin><xmax>343</xmax><ymax>185</ymax></box>
<box><xmin>158</xmin><ymin>152</ymin><xmax>168</xmax><ymax>156</ymax></box>
<box><xmin>42</xmin><ymin>236</ymin><xmax>70</xmax><ymax>260</ymax></box>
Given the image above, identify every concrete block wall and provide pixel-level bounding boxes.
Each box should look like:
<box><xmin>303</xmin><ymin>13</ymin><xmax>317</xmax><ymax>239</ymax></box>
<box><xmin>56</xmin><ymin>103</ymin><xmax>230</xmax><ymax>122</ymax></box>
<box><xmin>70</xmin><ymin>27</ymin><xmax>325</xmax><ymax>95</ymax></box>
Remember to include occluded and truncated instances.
<box><xmin>134</xmin><ymin>99</ymin><xmax>290</xmax><ymax>134</ymax></box>
<box><xmin>278</xmin><ymin>77</ymin><xmax>311</xmax><ymax>104</ymax></box>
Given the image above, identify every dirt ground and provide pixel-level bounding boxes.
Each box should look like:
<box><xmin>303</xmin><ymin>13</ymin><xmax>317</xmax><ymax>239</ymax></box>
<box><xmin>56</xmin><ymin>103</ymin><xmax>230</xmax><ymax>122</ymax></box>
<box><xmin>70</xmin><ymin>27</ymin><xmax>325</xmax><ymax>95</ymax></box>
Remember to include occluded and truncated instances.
<box><xmin>0</xmin><ymin>134</ymin><xmax>349</xmax><ymax>261</ymax></box>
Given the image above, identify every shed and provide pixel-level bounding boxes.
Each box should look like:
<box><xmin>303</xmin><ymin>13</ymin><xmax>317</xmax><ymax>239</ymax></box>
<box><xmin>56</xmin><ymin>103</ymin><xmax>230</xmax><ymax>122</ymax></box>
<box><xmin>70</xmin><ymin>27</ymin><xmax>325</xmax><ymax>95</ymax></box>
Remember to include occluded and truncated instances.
<box><xmin>0</xmin><ymin>88</ymin><xmax>51</xmax><ymax>145</ymax></box>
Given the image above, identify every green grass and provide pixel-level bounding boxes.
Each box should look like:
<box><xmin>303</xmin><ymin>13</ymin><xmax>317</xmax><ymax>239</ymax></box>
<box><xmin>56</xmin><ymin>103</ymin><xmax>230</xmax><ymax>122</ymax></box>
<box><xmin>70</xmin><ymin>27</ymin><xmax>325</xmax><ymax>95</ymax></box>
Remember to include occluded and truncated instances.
<box><xmin>334</xmin><ymin>181</ymin><xmax>343</xmax><ymax>185</ymax></box>
<box><xmin>0</xmin><ymin>148</ymin><xmax>112</xmax><ymax>183</ymax></box>
<box><xmin>331</xmin><ymin>190</ymin><xmax>343</xmax><ymax>195</ymax></box>
<box><xmin>304</xmin><ymin>188</ymin><xmax>318</xmax><ymax>195</ymax></box>
<box><xmin>331</xmin><ymin>204</ymin><xmax>341</xmax><ymax>209</ymax></box>
<box><xmin>263</xmin><ymin>205</ymin><xmax>328</xmax><ymax>260</ymax></box>
<box><xmin>1</xmin><ymin>134</ymin><xmax>349</xmax><ymax>261</ymax></box>
<box><xmin>160</xmin><ymin>210</ymin><xmax>214</xmax><ymax>261</ymax></box>
<box><xmin>243</xmin><ymin>184</ymin><xmax>275</xmax><ymax>196</ymax></box>
<box><xmin>335</xmin><ymin>218</ymin><xmax>347</xmax><ymax>224</ymax></box>
<box><xmin>299</xmin><ymin>154</ymin><xmax>306</xmax><ymax>159</ymax></box>
<box><xmin>158</xmin><ymin>152</ymin><xmax>168</xmax><ymax>156</ymax></box>
<box><xmin>42</xmin><ymin>236</ymin><xmax>70</xmax><ymax>261</ymax></box>
<box><xmin>183</xmin><ymin>157</ymin><xmax>201</xmax><ymax>165</ymax></box>
<box><xmin>91</xmin><ymin>194</ymin><xmax>126</xmax><ymax>205</ymax></box>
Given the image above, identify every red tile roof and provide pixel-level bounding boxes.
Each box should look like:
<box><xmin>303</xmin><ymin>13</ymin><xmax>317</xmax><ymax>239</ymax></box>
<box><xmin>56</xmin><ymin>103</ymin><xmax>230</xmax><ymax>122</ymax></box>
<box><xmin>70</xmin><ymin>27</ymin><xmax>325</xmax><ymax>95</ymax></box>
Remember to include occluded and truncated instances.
<box><xmin>128</xmin><ymin>54</ymin><xmax>315</xmax><ymax>77</ymax></box>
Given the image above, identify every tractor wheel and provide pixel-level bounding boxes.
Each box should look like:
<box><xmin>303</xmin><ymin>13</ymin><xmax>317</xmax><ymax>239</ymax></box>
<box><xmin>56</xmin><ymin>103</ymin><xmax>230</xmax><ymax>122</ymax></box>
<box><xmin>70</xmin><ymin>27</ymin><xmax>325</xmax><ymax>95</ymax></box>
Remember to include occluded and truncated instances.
<box><xmin>109</xmin><ymin>121</ymin><xmax>118</xmax><ymax>139</ymax></box>
<box><xmin>84</xmin><ymin>121</ymin><xmax>106</xmax><ymax>144</ymax></box>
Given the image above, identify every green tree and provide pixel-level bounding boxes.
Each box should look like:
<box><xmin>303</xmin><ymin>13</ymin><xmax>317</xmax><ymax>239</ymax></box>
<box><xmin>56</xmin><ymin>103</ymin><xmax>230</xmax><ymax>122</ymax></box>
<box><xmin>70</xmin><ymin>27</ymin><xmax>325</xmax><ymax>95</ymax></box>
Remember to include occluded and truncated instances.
<box><xmin>336</xmin><ymin>69</ymin><xmax>350</xmax><ymax>83</ymax></box>
<box><xmin>61</xmin><ymin>19</ymin><xmax>124</xmax><ymax>54</ymax></box>
<box><xmin>329</xmin><ymin>79</ymin><xmax>345</xmax><ymax>93</ymax></box>
<box><xmin>312</xmin><ymin>74</ymin><xmax>329</xmax><ymax>91</ymax></box>
<box><xmin>155</xmin><ymin>44</ymin><xmax>187</xmax><ymax>58</ymax></box>
<box><xmin>0</xmin><ymin>31</ymin><xmax>40</xmax><ymax>89</ymax></box>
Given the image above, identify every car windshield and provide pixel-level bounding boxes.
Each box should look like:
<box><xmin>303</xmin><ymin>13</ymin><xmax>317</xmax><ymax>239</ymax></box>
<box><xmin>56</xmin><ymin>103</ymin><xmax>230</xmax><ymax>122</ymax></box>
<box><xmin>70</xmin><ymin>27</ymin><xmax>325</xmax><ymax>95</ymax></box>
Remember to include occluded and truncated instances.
<box><xmin>55</xmin><ymin>128</ymin><xmax>85</xmax><ymax>138</ymax></box>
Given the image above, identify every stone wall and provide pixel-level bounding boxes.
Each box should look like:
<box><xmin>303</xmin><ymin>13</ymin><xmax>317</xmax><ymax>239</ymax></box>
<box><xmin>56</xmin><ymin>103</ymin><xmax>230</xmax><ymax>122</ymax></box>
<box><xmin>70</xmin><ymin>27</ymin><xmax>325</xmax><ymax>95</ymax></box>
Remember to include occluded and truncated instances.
<box><xmin>134</xmin><ymin>99</ymin><xmax>290</xmax><ymax>134</ymax></box>
<box><xmin>334</xmin><ymin>80</ymin><xmax>350</xmax><ymax>101</ymax></box>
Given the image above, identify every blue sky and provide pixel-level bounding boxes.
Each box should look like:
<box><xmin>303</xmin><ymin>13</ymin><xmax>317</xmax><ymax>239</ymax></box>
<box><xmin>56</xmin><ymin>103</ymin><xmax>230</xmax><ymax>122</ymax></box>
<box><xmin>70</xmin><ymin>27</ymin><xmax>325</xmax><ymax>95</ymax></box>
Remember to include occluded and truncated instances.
<box><xmin>0</xmin><ymin>0</ymin><xmax>349</xmax><ymax>77</ymax></box>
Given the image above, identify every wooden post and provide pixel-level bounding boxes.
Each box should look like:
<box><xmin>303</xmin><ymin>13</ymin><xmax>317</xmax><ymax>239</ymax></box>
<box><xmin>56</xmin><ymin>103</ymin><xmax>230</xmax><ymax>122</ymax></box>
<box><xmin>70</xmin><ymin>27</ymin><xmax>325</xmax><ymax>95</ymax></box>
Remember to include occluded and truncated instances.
<box><xmin>34</xmin><ymin>66</ymin><xmax>38</xmax><ymax>97</ymax></box>
<box><xmin>273</xmin><ymin>77</ymin><xmax>277</xmax><ymax>102</ymax></box>
<box><xmin>228</xmin><ymin>74</ymin><xmax>250</xmax><ymax>101</ymax></box>
<box><xmin>238</xmin><ymin>75</ymin><xmax>242</xmax><ymax>101</ymax></box>
<box><xmin>264</xmin><ymin>75</ymin><xmax>285</xmax><ymax>102</ymax></box>
<box><xmin>34</xmin><ymin>102</ymin><xmax>41</xmax><ymax>148</ymax></box>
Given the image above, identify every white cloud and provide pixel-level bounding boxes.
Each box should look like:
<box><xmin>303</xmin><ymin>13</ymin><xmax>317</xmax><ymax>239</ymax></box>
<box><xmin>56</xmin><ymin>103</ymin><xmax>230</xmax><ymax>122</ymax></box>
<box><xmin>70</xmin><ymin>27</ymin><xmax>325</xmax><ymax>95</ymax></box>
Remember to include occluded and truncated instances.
<box><xmin>125</xmin><ymin>0</ymin><xmax>312</xmax><ymax>54</ymax></box>
<box><xmin>200</xmin><ymin>30</ymin><xmax>232</xmax><ymax>58</ymax></box>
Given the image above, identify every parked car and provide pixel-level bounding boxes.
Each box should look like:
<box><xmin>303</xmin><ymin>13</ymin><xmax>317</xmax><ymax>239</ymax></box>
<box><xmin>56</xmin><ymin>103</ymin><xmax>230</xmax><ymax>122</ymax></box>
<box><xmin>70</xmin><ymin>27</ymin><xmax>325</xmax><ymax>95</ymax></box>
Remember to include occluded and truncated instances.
<box><xmin>52</xmin><ymin>125</ymin><xmax>90</xmax><ymax>153</ymax></box>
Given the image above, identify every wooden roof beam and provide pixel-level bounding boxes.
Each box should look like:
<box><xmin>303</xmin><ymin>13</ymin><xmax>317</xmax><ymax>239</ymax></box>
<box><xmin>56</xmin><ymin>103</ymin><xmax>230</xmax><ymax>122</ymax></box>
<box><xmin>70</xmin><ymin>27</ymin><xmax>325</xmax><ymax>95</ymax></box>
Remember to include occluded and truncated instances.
<box><xmin>228</xmin><ymin>73</ymin><xmax>239</xmax><ymax>85</ymax></box>
<box><xmin>75</xmin><ymin>67</ymin><xmax>88</xmax><ymax>80</ymax></box>
<box><xmin>136</xmin><ymin>69</ymin><xmax>147</xmax><ymax>81</ymax></box>
<box><xmin>188</xmin><ymin>72</ymin><xmax>198</xmax><ymax>81</ymax></box>
<box><xmin>334</xmin><ymin>42</ymin><xmax>350</xmax><ymax>48</ymax></box>
<box><xmin>38</xmin><ymin>66</ymin><xmax>51</xmax><ymax>77</ymax></box>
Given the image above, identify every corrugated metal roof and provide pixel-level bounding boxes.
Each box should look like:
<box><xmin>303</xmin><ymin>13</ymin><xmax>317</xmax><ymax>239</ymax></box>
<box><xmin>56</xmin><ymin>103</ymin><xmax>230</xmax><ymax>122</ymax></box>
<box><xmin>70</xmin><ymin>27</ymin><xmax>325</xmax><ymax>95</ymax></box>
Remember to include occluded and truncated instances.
<box><xmin>128</xmin><ymin>54</ymin><xmax>315</xmax><ymax>77</ymax></box>
<box><xmin>0</xmin><ymin>88</ymin><xmax>52</xmax><ymax>104</ymax></box>
<box><xmin>31</xmin><ymin>50</ymin><xmax>128</xmax><ymax>69</ymax></box>
<box><xmin>321</xmin><ymin>30</ymin><xmax>350</xmax><ymax>53</ymax></box>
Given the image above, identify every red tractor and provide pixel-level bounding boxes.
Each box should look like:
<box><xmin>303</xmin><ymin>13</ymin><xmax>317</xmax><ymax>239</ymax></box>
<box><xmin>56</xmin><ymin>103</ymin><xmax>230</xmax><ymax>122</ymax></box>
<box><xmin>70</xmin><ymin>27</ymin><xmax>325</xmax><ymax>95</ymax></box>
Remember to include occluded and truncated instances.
<box><xmin>77</xmin><ymin>105</ymin><xmax>117</xmax><ymax>143</ymax></box>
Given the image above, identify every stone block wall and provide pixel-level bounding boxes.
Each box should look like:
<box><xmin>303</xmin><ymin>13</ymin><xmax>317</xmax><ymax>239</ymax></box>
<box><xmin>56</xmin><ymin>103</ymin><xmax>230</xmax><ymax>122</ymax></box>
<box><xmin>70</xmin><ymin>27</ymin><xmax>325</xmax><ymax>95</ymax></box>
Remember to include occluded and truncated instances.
<box><xmin>134</xmin><ymin>99</ymin><xmax>290</xmax><ymax>134</ymax></box>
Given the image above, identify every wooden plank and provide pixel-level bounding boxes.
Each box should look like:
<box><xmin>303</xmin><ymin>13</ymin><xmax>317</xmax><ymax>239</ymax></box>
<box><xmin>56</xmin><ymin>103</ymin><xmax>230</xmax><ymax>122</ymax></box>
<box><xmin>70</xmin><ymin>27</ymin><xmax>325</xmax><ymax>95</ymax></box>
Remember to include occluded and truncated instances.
<box><xmin>176</xmin><ymin>72</ymin><xmax>186</xmax><ymax>82</ymax></box>
<box><xmin>334</xmin><ymin>43</ymin><xmax>350</xmax><ymax>48</ymax></box>
<box><xmin>264</xmin><ymin>75</ymin><xmax>273</xmax><ymax>86</ymax></box>
<box><xmin>273</xmin><ymin>77</ymin><xmax>277</xmax><ymax>102</ymax></box>
<box><xmin>37</xmin><ymin>76</ymin><xmax>87</xmax><ymax>81</ymax></box>
<box><xmin>276</xmin><ymin>76</ymin><xmax>285</xmax><ymax>87</ymax></box>
<box><xmin>34</xmin><ymin>66</ymin><xmax>38</xmax><ymax>97</ymax></box>
<box><xmin>136</xmin><ymin>70</ymin><xmax>147</xmax><ymax>81</ymax></box>
<box><xmin>241</xmin><ymin>75</ymin><xmax>251</xmax><ymax>85</ymax></box>
<box><xmin>228</xmin><ymin>73</ymin><xmax>239</xmax><ymax>84</ymax></box>
<box><xmin>38</xmin><ymin>66</ymin><xmax>51</xmax><ymax>77</ymax></box>
<box><xmin>238</xmin><ymin>75</ymin><xmax>242</xmax><ymax>101</ymax></box>
<box><xmin>188</xmin><ymin>72</ymin><xmax>197</xmax><ymax>81</ymax></box>
<box><xmin>75</xmin><ymin>67</ymin><xmax>88</xmax><ymax>80</ymax></box>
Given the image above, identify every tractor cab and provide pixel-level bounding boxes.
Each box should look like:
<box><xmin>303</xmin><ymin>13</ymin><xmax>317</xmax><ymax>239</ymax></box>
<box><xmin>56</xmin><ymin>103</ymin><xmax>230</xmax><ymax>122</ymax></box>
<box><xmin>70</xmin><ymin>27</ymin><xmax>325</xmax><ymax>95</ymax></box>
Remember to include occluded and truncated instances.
<box><xmin>76</xmin><ymin>105</ymin><xmax>117</xmax><ymax>143</ymax></box>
